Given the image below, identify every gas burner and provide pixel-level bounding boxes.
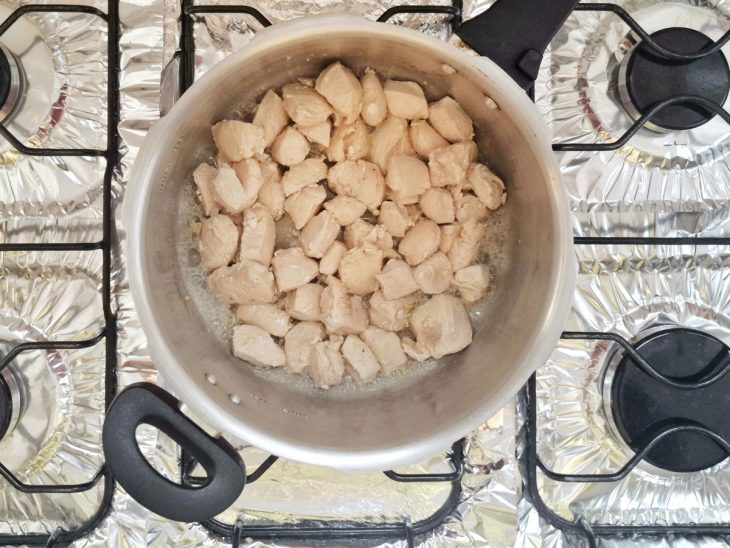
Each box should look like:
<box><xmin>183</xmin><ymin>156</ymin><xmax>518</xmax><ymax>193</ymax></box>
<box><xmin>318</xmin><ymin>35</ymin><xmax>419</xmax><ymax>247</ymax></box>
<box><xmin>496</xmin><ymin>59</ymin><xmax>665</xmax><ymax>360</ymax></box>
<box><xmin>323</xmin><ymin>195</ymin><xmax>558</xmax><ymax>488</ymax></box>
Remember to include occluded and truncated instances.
<box><xmin>617</xmin><ymin>27</ymin><xmax>730</xmax><ymax>133</ymax></box>
<box><xmin>606</xmin><ymin>328</ymin><xmax>730</xmax><ymax>473</ymax></box>
<box><xmin>0</xmin><ymin>43</ymin><xmax>23</xmax><ymax>124</ymax></box>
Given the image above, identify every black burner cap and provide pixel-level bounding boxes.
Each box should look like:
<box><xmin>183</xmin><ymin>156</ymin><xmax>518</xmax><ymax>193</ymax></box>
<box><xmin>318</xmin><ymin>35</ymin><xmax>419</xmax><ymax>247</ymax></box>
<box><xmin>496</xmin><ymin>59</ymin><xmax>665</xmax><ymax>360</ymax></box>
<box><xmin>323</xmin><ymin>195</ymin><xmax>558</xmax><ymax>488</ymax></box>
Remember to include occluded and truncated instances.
<box><xmin>0</xmin><ymin>374</ymin><xmax>12</xmax><ymax>441</ymax></box>
<box><xmin>624</xmin><ymin>27</ymin><xmax>730</xmax><ymax>131</ymax></box>
<box><xmin>610</xmin><ymin>328</ymin><xmax>730</xmax><ymax>473</ymax></box>
<box><xmin>0</xmin><ymin>47</ymin><xmax>10</xmax><ymax>114</ymax></box>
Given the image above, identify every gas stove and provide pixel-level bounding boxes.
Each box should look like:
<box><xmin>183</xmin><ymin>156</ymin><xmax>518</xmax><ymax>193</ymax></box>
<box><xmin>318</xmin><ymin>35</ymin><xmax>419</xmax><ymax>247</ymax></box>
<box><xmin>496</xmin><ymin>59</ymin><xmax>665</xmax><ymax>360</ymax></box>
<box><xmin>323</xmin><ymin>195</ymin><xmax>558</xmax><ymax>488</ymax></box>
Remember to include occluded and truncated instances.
<box><xmin>0</xmin><ymin>0</ymin><xmax>729</xmax><ymax>546</ymax></box>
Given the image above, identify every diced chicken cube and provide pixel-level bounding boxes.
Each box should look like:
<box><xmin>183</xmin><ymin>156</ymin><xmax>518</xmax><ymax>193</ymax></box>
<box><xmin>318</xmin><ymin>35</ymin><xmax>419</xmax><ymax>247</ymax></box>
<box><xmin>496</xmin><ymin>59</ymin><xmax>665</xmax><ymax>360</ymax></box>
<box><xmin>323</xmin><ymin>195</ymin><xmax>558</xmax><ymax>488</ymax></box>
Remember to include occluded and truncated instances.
<box><xmin>327</xmin><ymin>159</ymin><xmax>385</xmax><ymax>213</ymax></box>
<box><xmin>209</xmin><ymin>260</ymin><xmax>275</xmax><ymax>305</ymax></box>
<box><xmin>406</xmin><ymin>204</ymin><xmax>422</xmax><ymax>224</ymax></box>
<box><xmin>342</xmin><ymin>335</ymin><xmax>380</xmax><ymax>384</ymax></box>
<box><xmin>232</xmin><ymin>325</ymin><xmax>286</xmax><ymax>367</ymax></box>
<box><xmin>212</xmin><ymin>164</ymin><xmax>247</xmax><ymax>214</ymax></box>
<box><xmin>375</xmin><ymin>259</ymin><xmax>419</xmax><ymax>299</ymax></box>
<box><xmin>428</xmin><ymin>96</ymin><xmax>474</xmax><ymax>143</ymax></box>
<box><xmin>454</xmin><ymin>264</ymin><xmax>491</xmax><ymax>302</ymax></box>
<box><xmin>324</xmin><ymin>196</ymin><xmax>368</xmax><ymax>226</ymax></box>
<box><xmin>327</xmin><ymin>119</ymin><xmax>370</xmax><ymax>162</ymax></box>
<box><xmin>275</xmin><ymin>212</ymin><xmax>300</xmax><ymax>250</ymax></box>
<box><xmin>281</xmin><ymin>158</ymin><xmax>328</xmax><ymax>196</ymax></box>
<box><xmin>419</xmin><ymin>187</ymin><xmax>455</xmax><ymax>224</ymax></box>
<box><xmin>285</xmin><ymin>321</ymin><xmax>325</xmax><ymax>373</ymax></box>
<box><xmin>401</xmin><ymin>336</ymin><xmax>431</xmax><ymax>362</ymax></box>
<box><xmin>409</xmin><ymin>294</ymin><xmax>472</xmax><ymax>359</ymax></box>
<box><xmin>284</xmin><ymin>184</ymin><xmax>327</xmax><ymax>229</ymax></box>
<box><xmin>193</xmin><ymin>163</ymin><xmax>220</xmax><ymax>216</ymax></box>
<box><xmin>409</xmin><ymin>120</ymin><xmax>448</xmax><ymax>159</ymax></box>
<box><xmin>378</xmin><ymin>201</ymin><xmax>413</xmax><ymax>237</ymax></box>
<box><xmin>338</xmin><ymin>246</ymin><xmax>383</xmax><ymax>295</ymax></box>
<box><xmin>271</xmin><ymin>247</ymin><xmax>319</xmax><ymax>292</ymax></box>
<box><xmin>285</xmin><ymin>283</ymin><xmax>323</xmax><ymax>321</ymax></box>
<box><xmin>298</xmin><ymin>120</ymin><xmax>331</xmax><ymax>148</ymax></box>
<box><xmin>468</xmin><ymin>163</ymin><xmax>507</xmax><ymax>210</ymax></box>
<box><xmin>455</xmin><ymin>192</ymin><xmax>488</xmax><ymax>223</ymax></box>
<box><xmin>256</xmin><ymin>180</ymin><xmax>285</xmax><ymax>220</ymax></box>
<box><xmin>398</xmin><ymin>219</ymin><xmax>441</xmax><ymax>266</ymax></box>
<box><xmin>413</xmin><ymin>252</ymin><xmax>453</xmax><ymax>294</ymax></box>
<box><xmin>252</xmin><ymin>90</ymin><xmax>289</xmax><ymax>147</ymax></box>
<box><xmin>439</xmin><ymin>224</ymin><xmax>462</xmax><ymax>253</ymax></box>
<box><xmin>344</xmin><ymin>218</ymin><xmax>375</xmax><ymax>249</ymax></box>
<box><xmin>199</xmin><ymin>214</ymin><xmax>238</xmax><ymax>271</ymax></box>
<box><xmin>320</xmin><ymin>276</ymin><xmax>369</xmax><ymax>335</ymax></box>
<box><xmin>361</xmin><ymin>326</ymin><xmax>408</xmax><ymax>374</ymax></box>
<box><xmin>212</xmin><ymin>120</ymin><xmax>265</xmax><ymax>162</ymax></box>
<box><xmin>282</xmin><ymin>83</ymin><xmax>333</xmax><ymax>126</ymax></box>
<box><xmin>428</xmin><ymin>141</ymin><xmax>477</xmax><ymax>187</ymax></box>
<box><xmin>368</xmin><ymin>116</ymin><xmax>414</xmax><ymax>171</ymax></box>
<box><xmin>260</xmin><ymin>157</ymin><xmax>282</xmax><ymax>184</ymax></box>
<box><xmin>315</xmin><ymin>62</ymin><xmax>363</xmax><ymax>123</ymax></box>
<box><xmin>361</xmin><ymin>67</ymin><xmax>387</xmax><ymax>127</ymax></box>
<box><xmin>383</xmin><ymin>80</ymin><xmax>429</xmax><ymax>120</ymax></box>
<box><xmin>308</xmin><ymin>337</ymin><xmax>345</xmax><ymax>389</ymax></box>
<box><xmin>368</xmin><ymin>290</ymin><xmax>411</xmax><ymax>332</ymax></box>
<box><xmin>271</xmin><ymin>127</ymin><xmax>309</xmax><ymax>167</ymax></box>
<box><xmin>236</xmin><ymin>303</ymin><xmax>291</xmax><ymax>337</ymax></box>
<box><xmin>299</xmin><ymin>210</ymin><xmax>340</xmax><ymax>258</ymax></box>
<box><xmin>239</xmin><ymin>205</ymin><xmax>275</xmax><ymax>265</ymax></box>
<box><xmin>319</xmin><ymin>240</ymin><xmax>347</xmax><ymax>275</ymax></box>
<box><xmin>385</xmin><ymin>154</ymin><xmax>430</xmax><ymax>205</ymax></box>
<box><xmin>447</xmin><ymin>219</ymin><xmax>485</xmax><ymax>270</ymax></box>
<box><xmin>232</xmin><ymin>158</ymin><xmax>265</xmax><ymax>209</ymax></box>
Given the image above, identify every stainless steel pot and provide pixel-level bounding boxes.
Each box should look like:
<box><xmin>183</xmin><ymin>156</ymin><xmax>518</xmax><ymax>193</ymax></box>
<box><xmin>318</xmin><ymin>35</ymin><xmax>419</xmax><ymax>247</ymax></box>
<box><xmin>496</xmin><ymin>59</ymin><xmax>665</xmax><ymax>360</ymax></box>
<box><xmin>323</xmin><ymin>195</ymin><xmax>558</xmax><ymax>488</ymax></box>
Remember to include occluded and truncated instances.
<box><xmin>103</xmin><ymin>3</ymin><xmax>578</xmax><ymax>522</ymax></box>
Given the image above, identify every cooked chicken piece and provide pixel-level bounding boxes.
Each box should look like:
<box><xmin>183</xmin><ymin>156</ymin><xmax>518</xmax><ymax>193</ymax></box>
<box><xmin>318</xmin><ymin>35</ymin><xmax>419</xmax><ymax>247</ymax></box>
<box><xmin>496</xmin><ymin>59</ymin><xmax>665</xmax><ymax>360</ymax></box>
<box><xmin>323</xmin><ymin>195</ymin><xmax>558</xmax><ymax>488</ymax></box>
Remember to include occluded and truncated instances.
<box><xmin>271</xmin><ymin>247</ymin><xmax>319</xmax><ymax>292</ymax></box>
<box><xmin>281</xmin><ymin>83</ymin><xmax>333</xmax><ymax>126</ymax></box>
<box><xmin>285</xmin><ymin>283</ymin><xmax>323</xmax><ymax>321</ymax></box>
<box><xmin>236</xmin><ymin>303</ymin><xmax>292</xmax><ymax>337</ymax></box>
<box><xmin>406</xmin><ymin>204</ymin><xmax>422</xmax><ymax>223</ymax></box>
<box><xmin>275</xmin><ymin>213</ymin><xmax>300</xmax><ymax>250</ymax></box>
<box><xmin>338</xmin><ymin>246</ymin><xmax>383</xmax><ymax>295</ymax></box>
<box><xmin>320</xmin><ymin>276</ymin><xmax>369</xmax><ymax>335</ymax></box>
<box><xmin>447</xmin><ymin>219</ymin><xmax>485</xmax><ymax>270</ymax></box>
<box><xmin>256</xmin><ymin>179</ymin><xmax>285</xmax><ymax>220</ymax></box>
<box><xmin>319</xmin><ymin>240</ymin><xmax>347</xmax><ymax>275</ymax></box>
<box><xmin>360</xmin><ymin>67</ymin><xmax>387</xmax><ymax>127</ymax></box>
<box><xmin>232</xmin><ymin>325</ymin><xmax>286</xmax><ymax>367</ymax></box>
<box><xmin>413</xmin><ymin>252</ymin><xmax>453</xmax><ymax>294</ymax></box>
<box><xmin>308</xmin><ymin>337</ymin><xmax>346</xmax><ymax>389</ymax></box>
<box><xmin>327</xmin><ymin>159</ymin><xmax>385</xmax><ymax>213</ymax></box>
<box><xmin>232</xmin><ymin>158</ymin><xmax>265</xmax><ymax>210</ymax></box>
<box><xmin>439</xmin><ymin>224</ymin><xmax>461</xmax><ymax>253</ymax></box>
<box><xmin>419</xmin><ymin>187</ymin><xmax>455</xmax><ymax>224</ymax></box>
<box><xmin>368</xmin><ymin>290</ymin><xmax>411</xmax><ymax>331</ymax></box>
<box><xmin>428</xmin><ymin>96</ymin><xmax>474</xmax><ymax>143</ymax></box>
<box><xmin>428</xmin><ymin>141</ymin><xmax>477</xmax><ymax>187</ymax></box>
<box><xmin>398</xmin><ymin>219</ymin><xmax>440</xmax><ymax>266</ymax></box>
<box><xmin>299</xmin><ymin>210</ymin><xmax>340</xmax><ymax>258</ymax></box>
<box><xmin>326</xmin><ymin>119</ymin><xmax>369</xmax><ymax>162</ymax></box>
<box><xmin>212</xmin><ymin>120</ymin><xmax>265</xmax><ymax>162</ymax></box>
<box><xmin>209</xmin><ymin>260</ymin><xmax>275</xmax><ymax>305</ymax></box>
<box><xmin>369</xmin><ymin>116</ymin><xmax>414</xmax><ymax>171</ymax></box>
<box><xmin>378</xmin><ymin>201</ymin><xmax>413</xmax><ymax>237</ymax></box>
<box><xmin>271</xmin><ymin>127</ymin><xmax>309</xmax><ymax>167</ymax></box>
<box><xmin>409</xmin><ymin>120</ymin><xmax>448</xmax><ymax>159</ymax></box>
<box><xmin>260</xmin><ymin>157</ymin><xmax>282</xmax><ymax>184</ymax></box>
<box><xmin>315</xmin><ymin>62</ymin><xmax>363</xmax><ymax>123</ymax></box>
<box><xmin>281</xmin><ymin>158</ymin><xmax>328</xmax><ymax>196</ymax></box>
<box><xmin>324</xmin><ymin>196</ymin><xmax>368</xmax><ymax>226</ymax></box>
<box><xmin>199</xmin><ymin>214</ymin><xmax>238</xmax><ymax>271</ymax></box>
<box><xmin>285</xmin><ymin>321</ymin><xmax>325</xmax><ymax>373</ymax></box>
<box><xmin>364</xmin><ymin>224</ymin><xmax>393</xmax><ymax>252</ymax></box>
<box><xmin>297</xmin><ymin>120</ymin><xmax>331</xmax><ymax>148</ymax></box>
<box><xmin>383</xmin><ymin>80</ymin><xmax>428</xmax><ymax>120</ymax></box>
<box><xmin>385</xmin><ymin>154</ymin><xmax>431</xmax><ymax>205</ymax></box>
<box><xmin>455</xmin><ymin>192</ymin><xmax>488</xmax><ymax>223</ymax></box>
<box><xmin>239</xmin><ymin>204</ymin><xmax>275</xmax><ymax>265</ymax></box>
<box><xmin>361</xmin><ymin>326</ymin><xmax>408</xmax><ymax>374</ymax></box>
<box><xmin>344</xmin><ymin>218</ymin><xmax>375</xmax><ymax>249</ymax></box>
<box><xmin>409</xmin><ymin>294</ymin><xmax>472</xmax><ymax>359</ymax></box>
<box><xmin>342</xmin><ymin>335</ymin><xmax>380</xmax><ymax>384</ymax></box>
<box><xmin>375</xmin><ymin>259</ymin><xmax>419</xmax><ymax>299</ymax></box>
<box><xmin>193</xmin><ymin>163</ymin><xmax>220</xmax><ymax>216</ymax></box>
<box><xmin>401</xmin><ymin>336</ymin><xmax>431</xmax><ymax>362</ymax></box>
<box><xmin>284</xmin><ymin>184</ymin><xmax>327</xmax><ymax>229</ymax></box>
<box><xmin>468</xmin><ymin>163</ymin><xmax>507</xmax><ymax>210</ymax></box>
<box><xmin>298</xmin><ymin>77</ymin><xmax>314</xmax><ymax>87</ymax></box>
<box><xmin>212</xmin><ymin>164</ymin><xmax>248</xmax><ymax>214</ymax></box>
<box><xmin>252</xmin><ymin>90</ymin><xmax>289</xmax><ymax>148</ymax></box>
<box><xmin>454</xmin><ymin>264</ymin><xmax>491</xmax><ymax>302</ymax></box>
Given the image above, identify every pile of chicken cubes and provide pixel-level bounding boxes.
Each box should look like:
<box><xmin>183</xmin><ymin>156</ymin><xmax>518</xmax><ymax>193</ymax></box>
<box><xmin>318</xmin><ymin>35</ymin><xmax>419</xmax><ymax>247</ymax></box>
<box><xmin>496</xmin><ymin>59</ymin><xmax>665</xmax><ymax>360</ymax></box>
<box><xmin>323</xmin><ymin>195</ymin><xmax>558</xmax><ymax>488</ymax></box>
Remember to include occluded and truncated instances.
<box><xmin>193</xmin><ymin>62</ymin><xmax>506</xmax><ymax>389</ymax></box>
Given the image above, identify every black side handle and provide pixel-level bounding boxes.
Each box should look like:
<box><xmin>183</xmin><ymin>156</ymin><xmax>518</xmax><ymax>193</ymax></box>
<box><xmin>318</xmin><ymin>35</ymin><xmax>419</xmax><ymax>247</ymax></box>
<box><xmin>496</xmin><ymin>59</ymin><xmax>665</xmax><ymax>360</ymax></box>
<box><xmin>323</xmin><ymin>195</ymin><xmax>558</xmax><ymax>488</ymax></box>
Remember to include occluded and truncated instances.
<box><xmin>456</xmin><ymin>0</ymin><xmax>581</xmax><ymax>93</ymax></box>
<box><xmin>102</xmin><ymin>383</ymin><xmax>246</xmax><ymax>522</ymax></box>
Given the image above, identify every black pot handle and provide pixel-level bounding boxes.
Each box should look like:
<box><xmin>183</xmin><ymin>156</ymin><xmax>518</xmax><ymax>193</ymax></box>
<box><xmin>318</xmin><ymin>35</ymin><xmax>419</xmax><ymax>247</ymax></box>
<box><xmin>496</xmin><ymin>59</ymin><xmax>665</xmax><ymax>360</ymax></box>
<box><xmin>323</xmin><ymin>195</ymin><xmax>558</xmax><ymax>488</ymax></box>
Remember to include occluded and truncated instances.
<box><xmin>102</xmin><ymin>383</ymin><xmax>246</xmax><ymax>522</ymax></box>
<box><xmin>456</xmin><ymin>0</ymin><xmax>581</xmax><ymax>93</ymax></box>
